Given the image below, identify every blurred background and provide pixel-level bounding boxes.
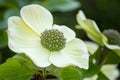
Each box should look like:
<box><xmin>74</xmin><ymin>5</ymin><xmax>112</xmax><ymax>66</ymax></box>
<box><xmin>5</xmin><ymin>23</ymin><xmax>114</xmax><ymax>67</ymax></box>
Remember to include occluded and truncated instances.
<box><xmin>0</xmin><ymin>0</ymin><xmax>120</xmax><ymax>79</ymax></box>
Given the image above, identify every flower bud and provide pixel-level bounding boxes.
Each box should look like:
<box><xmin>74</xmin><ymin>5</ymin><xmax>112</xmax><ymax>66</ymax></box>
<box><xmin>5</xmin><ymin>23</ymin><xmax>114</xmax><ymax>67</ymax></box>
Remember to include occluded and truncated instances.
<box><xmin>103</xmin><ymin>29</ymin><xmax>120</xmax><ymax>45</ymax></box>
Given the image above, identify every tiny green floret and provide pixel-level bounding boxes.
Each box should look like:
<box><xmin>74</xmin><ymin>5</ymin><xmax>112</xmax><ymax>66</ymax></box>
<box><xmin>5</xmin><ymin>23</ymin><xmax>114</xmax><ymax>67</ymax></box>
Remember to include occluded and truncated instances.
<box><xmin>103</xmin><ymin>29</ymin><xmax>120</xmax><ymax>45</ymax></box>
<box><xmin>40</xmin><ymin>29</ymin><xmax>66</xmax><ymax>51</ymax></box>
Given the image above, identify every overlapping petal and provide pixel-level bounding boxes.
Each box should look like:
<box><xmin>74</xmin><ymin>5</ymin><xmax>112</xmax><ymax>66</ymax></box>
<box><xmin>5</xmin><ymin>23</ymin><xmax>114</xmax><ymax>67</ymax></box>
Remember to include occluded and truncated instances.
<box><xmin>20</xmin><ymin>4</ymin><xmax>53</xmax><ymax>35</ymax></box>
<box><xmin>50</xmin><ymin>38</ymin><xmax>89</xmax><ymax>69</ymax></box>
<box><xmin>53</xmin><ymin>24</ymin><xmax>76</xmax><ymax>42</ymax></box>
<box><xmin>85</xmin><ymin>41</ymin><xmax>99</xmax><ymax>54</ymax></box>
<box><xmin>7</xmin><ymin>16</ymin><xmax>40</xmax><ymax>53</ymax></box>
<box><xmin>63</xmin><ymin>38</ymin><xmax>89</xmax><ymax>69</ymax></box>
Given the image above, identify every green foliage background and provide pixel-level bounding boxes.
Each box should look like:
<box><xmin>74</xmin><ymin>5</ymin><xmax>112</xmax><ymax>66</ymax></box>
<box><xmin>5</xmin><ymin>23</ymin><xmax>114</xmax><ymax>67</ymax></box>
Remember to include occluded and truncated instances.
<box><xmin>0</xmin><ymin>0</ymin><xmax>120</xmax><ymax>80</ymax></box>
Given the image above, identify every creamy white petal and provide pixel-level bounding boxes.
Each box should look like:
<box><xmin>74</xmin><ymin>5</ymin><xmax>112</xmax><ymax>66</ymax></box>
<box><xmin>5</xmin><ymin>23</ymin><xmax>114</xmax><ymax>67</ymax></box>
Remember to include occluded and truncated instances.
<box><xmin>63</xmin><ymin>38</ymin><xmax>89</xmax><ymax>69</ymax></box>
<box><xmin>20</xmin><ymin>4</ymin><xmax>53</xmax><ymax>34</ymax></box>
<box><xmin>53</xmin><ymin>24</ymin><xmax>76</xmax><ymax>42</ymax></box>
<box><xmin>7</xmin><ymin>16</ymin><xmax>40</xmax><ymax>53</ymax></box>
<box><xmin>77</xmin><ymin>10</ymin><xmax>86</xmax><ymax>20</ymax></box>
<box><xmin>101</xmin><ymin>65</ymin><xmax>119</xmax><ymax>80</ymax></box>
<box><xmin>51</xmin><ymin>38</ymin><xmax>89</xmax><ymax>69</ymax></box>
<box><xmin>49</xmin><ymin>38</ymin><xmax>89</xmax><ymax>69</ymax></box>
<box><xmin>85</xmin><ymin>41</ymin><xmax>99</xmax><ymax>54</ymax></box>
<box><xmin>84</xmin><ymin>75</ymin><xmax>98</xmax><ymax>80</ymax></box>
<box><xmin>49</xmin><ymin>51</ymin><xmax>73</xmax><ymax>67</ymax></box>
<box><xmin>24</xmin><ymin>47</ymin><xmax>51</xmax><ymax>67</ymax></box>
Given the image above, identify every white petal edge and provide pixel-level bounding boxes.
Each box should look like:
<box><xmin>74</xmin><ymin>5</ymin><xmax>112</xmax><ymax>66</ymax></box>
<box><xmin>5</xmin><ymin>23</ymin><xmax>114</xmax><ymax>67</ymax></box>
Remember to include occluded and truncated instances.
<box><xmin>50</xmin><ymin>38</ymin><xmax>89</xmax><ymax>69</ymax></box>
<box><xmin>77</xmin><ymin>10</ymin><xmax>87</xmax><ymax>20</ymax></box>
<box><xmin>24</xmin><ymin>47</ymin><xmax>51</xmax><ymax>67</ymax></box>
<box><xmin>7</xmin><ymin>16</ymin><xmax>40</xmax><ymax>53</ymax></box>
<box><xmin>63</xmin><ymin>38</ymin><xmax>89</xmax><ymax>69</ymax></box>
<box><xmin>85</xmin><ymin>41</ymin><xmax>99</xmax><ymax>54</ymax></box>
<box><xmin>101</xmin><ymin>65</ymin><xmax>119</xmax><ymax>80</ymax></box>
<box><xmin>84</xmin><ymin>20</ymin><xmax>105</xmax><ymax>46</ymax></box>
<box><xmin>84</xmin><ymin>75</ymin><xmax>98</xmax><ymax>80</ymax></box>
<box><xmin>53</xmin><ymin>24</ymin><xmax>76</xmax><ymax>42</ymax></box>
<box><xmin>103</xmin><ymin>40</ymin><xmax>120</xmax><ymax>50</ymax></box>
<box><xmin>20</xmin><ymin>4</ymin><xmax>53</xmax><ymax>35</ymax></box>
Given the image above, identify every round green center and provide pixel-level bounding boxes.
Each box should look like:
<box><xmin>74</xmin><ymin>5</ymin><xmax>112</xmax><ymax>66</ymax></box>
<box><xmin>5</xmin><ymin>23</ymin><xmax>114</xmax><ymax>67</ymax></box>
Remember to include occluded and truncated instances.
<box><xmin>40</xmin><ymin>29</ymin><xmax>66</xmax><ymax>51</ymax></box>
<box><xmin>103</xmin><ymin>29</ymin><xmax>120</xmax><ymax>45</ymax></box>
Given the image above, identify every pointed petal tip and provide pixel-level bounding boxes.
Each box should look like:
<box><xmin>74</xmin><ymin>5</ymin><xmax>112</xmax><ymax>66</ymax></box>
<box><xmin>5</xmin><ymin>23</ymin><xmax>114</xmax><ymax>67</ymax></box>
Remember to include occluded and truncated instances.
<box><xmin>77</xmin><ymin>10</ymin><xmax>86</xmax><ymax>20</ymax></box>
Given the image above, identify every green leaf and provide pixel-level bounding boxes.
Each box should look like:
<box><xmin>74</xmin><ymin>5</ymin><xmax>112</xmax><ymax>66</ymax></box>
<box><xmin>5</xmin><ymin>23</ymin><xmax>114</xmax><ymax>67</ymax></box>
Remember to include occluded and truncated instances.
<box><xmin>46</xmin><ymin>65</ymin><xmax>62</xmax><ymax>75</ymax></box>
<box><xmin>93</xmin><ymin>46</ymin><xmax>102</xmax><ymax>60</ymax></box>
<box><xmin>0</xmin><ymin>58</ymin><xmax>38</xmax><ymax>80</ymax></box>
<box><xmin>83</xmin><ymin>64</ymin><xmax>100</xmax><ymax>78</ymax></box>
<box><xmin>82</xmin><ymin>56</ymin><xmax>100</xmax><ymax>78</ymax></box>
<box><xmin>13</xmin><ymin>53</ymin><xmax>40</xmax><ymax>70</ymax></box>
<box><xmin>13</xmin><ymin>53</ymin><xmax>28</xmax><ymax>61</ymax></box>
<box><xmin>0</xmin><ymin>0</ymin><xmax>18</xmax><ymax>9</ymax></box>
<box><xmin>59</xmin><ymin>67</ymin><xmax>82</xmax><ymax>80</ymax></box>
<box><xmin>104</xmin><ymin>50</ymin><xmax>120</xmax><ymax>64</ymax></box>
<box><xmin>93</xmin><ymin>47</ymin><xmax>120</xmax><ymax>64</ymax></box>
<box><xmin>42</xmin><ymin>0</ymin><xmax>80</xmax><ymax>12</ymax></box>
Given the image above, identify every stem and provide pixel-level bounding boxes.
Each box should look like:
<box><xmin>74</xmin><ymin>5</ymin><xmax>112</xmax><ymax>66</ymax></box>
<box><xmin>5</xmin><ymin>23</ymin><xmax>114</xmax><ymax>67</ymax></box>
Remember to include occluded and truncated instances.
<box><xmin>41</xmin><ymin>68</ymin><xmax>46</xmax><ymax>80</ymax></box>
<box><xmin>97</xmin><ymin>46</ymin><xmax>109</xmax><ymax>66</ymax></box>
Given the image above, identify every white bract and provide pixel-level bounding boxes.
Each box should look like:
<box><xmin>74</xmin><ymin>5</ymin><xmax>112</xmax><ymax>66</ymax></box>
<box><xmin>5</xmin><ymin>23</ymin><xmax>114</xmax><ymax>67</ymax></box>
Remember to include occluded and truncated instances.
<box><xmin>101</xmin><ymin>64</ymin><xmax>119</xmax><ymax>80</ymax></box>
<box><xmin>85</xmin><ymin>41</ymin><xmax>99</xmax><ymax>54</ymax></box>
<box><xmin>76</xmin><ymin>10</ymin><xmax>120</xmax><ymax>56</ymax></box>
<box><xmin>7</xmin><ymin>4</ymin><xmax>89</xmax><ymax>69</ymax></box>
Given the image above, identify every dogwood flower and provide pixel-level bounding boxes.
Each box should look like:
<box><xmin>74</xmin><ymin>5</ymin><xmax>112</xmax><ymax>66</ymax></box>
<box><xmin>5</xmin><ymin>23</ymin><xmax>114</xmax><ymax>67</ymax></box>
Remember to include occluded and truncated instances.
<box><xmin>7</xmin><ymin>4</ymin><xmax>89</xmax><ymax>69</ymax></box>
<box><xmin>76</xmin><ymin>10</ymin><xmax>120</xmax><ymax>56</ymax></box>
